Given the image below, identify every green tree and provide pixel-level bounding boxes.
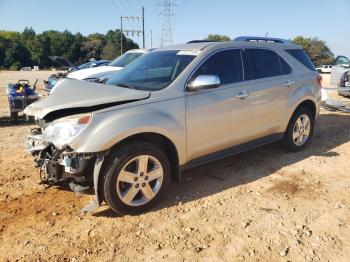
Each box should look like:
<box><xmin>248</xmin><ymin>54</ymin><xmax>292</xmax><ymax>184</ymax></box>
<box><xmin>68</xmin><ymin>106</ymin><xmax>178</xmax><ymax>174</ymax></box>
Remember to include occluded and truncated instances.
<box><xmin>81</xmin><ymin>33</ymin><xmax>106</xmax><ymax>61</ymax></box>
<box><xmin>101</xmin><ymin>30</ymin><xmax>139</xmax><ymax>60</ymax></box>
<box><xmin>292</xmin><ymin>36</ymin><xmax>334</xmax><ymax>66</ymax></box>
<box><xmin>4</xmin><ymin>42</ymin><xmax>31</xmax><ymax>68</ymax></box>
<box><xmin>0</xmin><ymin>28</ymin><xmax>139</xmax><ymax>69</ymax></box>
<box><xmin>205</xmin><ymin>34</ymin><xmax>231</xmax><ymax>42</ymax></box>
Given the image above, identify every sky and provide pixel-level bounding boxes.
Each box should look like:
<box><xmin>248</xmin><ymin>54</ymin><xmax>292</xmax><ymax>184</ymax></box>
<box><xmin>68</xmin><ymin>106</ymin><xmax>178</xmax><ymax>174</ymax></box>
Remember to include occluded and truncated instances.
<box><xmin>0</xmin><ymin>0</ymin><xmax>349</xmax><ymax>57</ymax></box>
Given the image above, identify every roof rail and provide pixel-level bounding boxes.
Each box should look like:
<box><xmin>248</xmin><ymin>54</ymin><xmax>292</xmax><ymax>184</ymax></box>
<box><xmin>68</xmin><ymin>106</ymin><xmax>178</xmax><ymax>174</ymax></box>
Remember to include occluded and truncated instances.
<box><xmin>186</xmin><ymin>40</ymin><xmax>220</xmax><ymax>44</ymax></box>
<box><xmin>233</xmin><ymin>36</ymin><xmax>291</xmax><ymax>44</ymax></box>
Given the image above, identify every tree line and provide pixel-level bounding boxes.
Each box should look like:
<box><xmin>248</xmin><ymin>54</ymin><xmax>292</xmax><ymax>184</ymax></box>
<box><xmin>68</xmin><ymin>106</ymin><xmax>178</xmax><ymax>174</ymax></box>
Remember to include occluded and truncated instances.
<box><xmin>0</xmin><ymin>28</ymin><xmax>335</xmax><ymax>70</ymax></box>
<box><xmin>0</xmin><ymin>27</ymin><xmax>139</xmax><ymax>70</ymax></box>
<box><xmin>205</xmin><ymin>34</ymin><xmax>334</xmax><ymax>66</ymax></box>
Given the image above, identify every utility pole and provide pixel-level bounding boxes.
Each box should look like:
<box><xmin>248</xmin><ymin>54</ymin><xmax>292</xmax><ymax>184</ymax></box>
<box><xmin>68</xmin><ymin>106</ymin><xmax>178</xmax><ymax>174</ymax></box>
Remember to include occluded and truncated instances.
<box><xmin>150</xmin><ymin>30</ymin><xmax>153</xmax><ymax>48</ymax></box>
<box><xmin>120</xmin><ymin>7</ymin><xmax>145</xmax><ymax>53</ymax></box>
<box><xmin>142</xmin><ymin>6</ymin><xmax>145</xmax><ymax>49</ymax></box>
<box><xmin>159</xmin><ymin>0</ymin><xmax>176</xmax><ymax>47</ymax></box>
<box><xmin>120</xmin><ymin>16</ymin><xmax>123</xmax><ymax>54</ymax></box>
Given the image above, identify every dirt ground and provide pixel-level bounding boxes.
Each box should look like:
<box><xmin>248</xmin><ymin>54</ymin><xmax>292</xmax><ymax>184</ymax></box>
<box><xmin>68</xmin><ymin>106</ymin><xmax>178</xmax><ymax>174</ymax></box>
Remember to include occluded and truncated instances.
<box><xmin>0</xmin><ymin>71</ymin><xmax>349</xmax><ymax>261</ymax></box>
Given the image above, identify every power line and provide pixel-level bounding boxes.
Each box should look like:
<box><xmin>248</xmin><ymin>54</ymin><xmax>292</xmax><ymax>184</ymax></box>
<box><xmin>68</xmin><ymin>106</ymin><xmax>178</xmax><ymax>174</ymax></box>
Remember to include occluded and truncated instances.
<box><xmin>159</xmin><ymin>0</ymin><xmax>177</xmax><ymax>47</ymax></box>
<box><xmin>123</xmin><ymin>0</ymin><xmax>138</xmax><ymax>15</ymax></box>
<box><xmin>119</xmin><ymin>0</ymin><xmax>133</xmax><ymax>15</ymax></box>
<box><xmin>175</xmin><ymin>0</ymin><xmax>190</xmax><ymax>22</ymax></box>
<box><xmin>109</xmin><ymin>0</ymin><xmax>123</xmax><ymax>15</ymax></box>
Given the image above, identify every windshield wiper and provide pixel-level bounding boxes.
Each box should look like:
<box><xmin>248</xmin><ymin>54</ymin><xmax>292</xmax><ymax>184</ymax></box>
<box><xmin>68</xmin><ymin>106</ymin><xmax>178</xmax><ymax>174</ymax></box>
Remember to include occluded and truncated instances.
<box><xmin>116</xmin><ymin>82</ymin><xmax>137</xmax><ymax>89</ymax></box>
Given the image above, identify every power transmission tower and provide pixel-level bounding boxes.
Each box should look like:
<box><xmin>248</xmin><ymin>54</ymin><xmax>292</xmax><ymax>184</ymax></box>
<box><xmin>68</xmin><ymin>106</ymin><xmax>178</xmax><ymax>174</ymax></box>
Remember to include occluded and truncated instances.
<box><xmin>120</xmin><ymin>6</ymin><xmax>145</xmax><ymax>54</ymax></box>
<box><xmin>159</xmin><ymin>0</ymin><xmax>176</xmax><ymax>47</ymax></box>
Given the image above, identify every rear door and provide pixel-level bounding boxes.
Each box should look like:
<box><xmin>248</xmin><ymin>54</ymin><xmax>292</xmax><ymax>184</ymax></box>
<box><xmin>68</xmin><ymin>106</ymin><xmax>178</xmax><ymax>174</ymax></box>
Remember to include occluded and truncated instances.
<box><xmin>242</xmin><ymin>48</ymin><xmax>296</xmax><ymax>139</ymax></box>
<box><xmin>185</xmin><ymin>49</ymin><xmax>254</xmax><ymax>161</ymax></box>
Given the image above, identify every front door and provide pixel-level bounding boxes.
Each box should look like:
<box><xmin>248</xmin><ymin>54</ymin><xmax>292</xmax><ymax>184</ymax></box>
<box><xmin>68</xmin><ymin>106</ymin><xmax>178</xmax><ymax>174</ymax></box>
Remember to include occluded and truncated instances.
<box><xmin>185</xmin><ymin>49</ymin><xmax>254</xmax><ymax>162</ymax></box>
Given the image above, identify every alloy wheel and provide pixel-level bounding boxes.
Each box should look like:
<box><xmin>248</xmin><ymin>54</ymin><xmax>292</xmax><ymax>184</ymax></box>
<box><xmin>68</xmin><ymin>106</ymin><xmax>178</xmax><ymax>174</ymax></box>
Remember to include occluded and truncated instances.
<box><xmin>292</xmin><ymin>114</ymin><xmax>311</xmax><ymax>146</ymax></box>
<box><xmin>116</xmin><ymin>155</ymin><xmax>164</xmax><ymax>206</ymax></box>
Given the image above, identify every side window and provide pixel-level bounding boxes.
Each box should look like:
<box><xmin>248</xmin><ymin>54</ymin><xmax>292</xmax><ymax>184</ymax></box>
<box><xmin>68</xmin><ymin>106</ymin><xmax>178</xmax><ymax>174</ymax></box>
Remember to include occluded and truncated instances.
<box><xmin>279</xmin><ymin>56</ymin><xmax>292</xmax><ymax>75</ymax></box>
<box><xmin>285</xmin><ymin>49</ymin><xmax>316</xmax><ymax>71</ymax></box>
<box><xmin>243</xmin><ymin>49</ymin><xmax>282</xmax><ymax>80</ymax></box>
<box><xmin>192</xmin><ymin>49</ymin><xmax>243</xmax><ymax>85</ymax></box>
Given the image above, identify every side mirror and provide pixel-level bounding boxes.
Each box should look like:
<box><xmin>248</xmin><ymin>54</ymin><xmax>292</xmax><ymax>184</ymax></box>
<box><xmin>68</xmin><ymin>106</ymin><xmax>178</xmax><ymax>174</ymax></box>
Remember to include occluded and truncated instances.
<box><xmin>187</xmin><ymin>75</ymin><xmax>220</xmax><ymax>91</ymax></box>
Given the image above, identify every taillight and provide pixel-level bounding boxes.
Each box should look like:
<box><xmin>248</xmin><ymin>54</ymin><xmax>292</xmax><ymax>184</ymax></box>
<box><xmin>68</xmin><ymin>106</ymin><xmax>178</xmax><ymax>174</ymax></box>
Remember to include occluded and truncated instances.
<box><xmin>317</xmin><ymin>74</ymin><xmax>322</xmax><ymax>89</ymax></box>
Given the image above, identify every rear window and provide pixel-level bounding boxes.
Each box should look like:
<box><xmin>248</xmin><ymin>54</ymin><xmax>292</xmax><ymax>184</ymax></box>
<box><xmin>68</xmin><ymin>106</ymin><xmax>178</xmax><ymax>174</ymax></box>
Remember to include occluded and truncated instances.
<box><xmin>243</xmin><ymin>49</ymin><xmax>284</xmax><ymax>80</ymax></box>
<box><xmin>285</xmin><ymin>49</ymin><xmax>316</xmax><ymax>71</ymax></box>
<box><xmin>280</xmin><ymin>57</ymin><xmax>292</xmax><ymax>75</ymax></box>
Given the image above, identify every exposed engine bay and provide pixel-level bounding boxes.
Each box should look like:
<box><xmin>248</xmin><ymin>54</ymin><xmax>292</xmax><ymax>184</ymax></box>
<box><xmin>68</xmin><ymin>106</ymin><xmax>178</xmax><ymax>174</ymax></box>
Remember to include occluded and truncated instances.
<box><xmin>26</xmin><ymin>127</ymin><xmax>96</xmax><ymax>192</ymax></box>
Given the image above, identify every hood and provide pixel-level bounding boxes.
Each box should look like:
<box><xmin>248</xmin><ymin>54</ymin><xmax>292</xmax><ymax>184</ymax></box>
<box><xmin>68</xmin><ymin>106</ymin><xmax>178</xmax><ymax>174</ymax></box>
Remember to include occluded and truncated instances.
<box><xmin>67</xmin><ymin>66</ymin><xmax>123</xmax><ymax>80</ymax></box>
<box><xmin>49</xmin><ymin>56</ymin><xmax>75</xmax><ymax>68</ymax></box>
<box><xmin>24</xmin><ymin>78</ymin><xmax>150</xmax><ymax>121</ymax></box>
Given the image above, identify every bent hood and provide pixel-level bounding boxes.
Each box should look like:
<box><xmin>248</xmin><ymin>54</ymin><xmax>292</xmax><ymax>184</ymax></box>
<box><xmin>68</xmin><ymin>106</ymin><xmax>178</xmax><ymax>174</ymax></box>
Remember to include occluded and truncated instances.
<box><xmin>24</xmin><ymin>78</ymin><xmax>150</xmax><ymax>121</ymax></box>
<box><xmin>67</xmin><ymin>65</ymin><xmax>123</xmax><ymax>80</ymax></box>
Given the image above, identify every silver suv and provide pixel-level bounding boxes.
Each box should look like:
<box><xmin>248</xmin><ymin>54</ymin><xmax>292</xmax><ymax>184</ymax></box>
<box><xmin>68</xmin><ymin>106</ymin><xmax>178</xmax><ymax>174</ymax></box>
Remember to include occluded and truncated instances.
<box><xmin>25</xmin><ymin>36</ymin><xmax>322</xmax><ymax>215</ymax></box>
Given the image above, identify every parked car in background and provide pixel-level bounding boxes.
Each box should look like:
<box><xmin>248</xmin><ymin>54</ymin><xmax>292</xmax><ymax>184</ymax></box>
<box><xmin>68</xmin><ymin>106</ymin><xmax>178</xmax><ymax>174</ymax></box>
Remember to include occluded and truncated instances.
<box><xmin>66</xmin><ymin>49</ymin><xmax>148</xmax><ymax>83</ymax></box>
<box><xmin>69</xmin><ymin>59</ymin><xmax>111</xmax><ymax>73</ymax></box>
<box><xmin>24</xmin><ymin>37</ymin><xmax>322</xmax><ymax>215</ymax></box>
<box><xmin>316</xmin><ymin>64</ymin><xmax>332</xmax><ymax>73</ymax></box>
<box><xmin>20</xmin><ymin>67</ymin><xmax>32</xmax><ymax>71</ymax></box>
<box><xmin>330</xmin><ymin>55</ymin><xmax>350</xmax><ymax>85</ymax></box>
<box><xmin>44</xmin><ymin>58</ymin><xmax>110</xmax><ymax>91</ymax></box>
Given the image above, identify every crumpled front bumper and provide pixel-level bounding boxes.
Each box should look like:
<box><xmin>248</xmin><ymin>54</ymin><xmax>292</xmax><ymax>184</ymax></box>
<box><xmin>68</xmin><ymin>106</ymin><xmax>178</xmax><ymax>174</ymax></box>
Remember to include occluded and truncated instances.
<box><xmin>25</xmin><ymin>134</ymin><xmax>50</xmax><ymax>154</ymax></box>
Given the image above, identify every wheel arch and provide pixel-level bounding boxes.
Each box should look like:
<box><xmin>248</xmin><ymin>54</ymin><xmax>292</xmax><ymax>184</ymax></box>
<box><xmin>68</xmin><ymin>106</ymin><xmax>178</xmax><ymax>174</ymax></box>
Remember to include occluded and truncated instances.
<box><xmin>95</xmin><ymin>132</ymin><xmax>180</xmax><ymax>205</ymax></box>
<box><xmin>294</xmin><ymin>99</ymin><xmax>317</xmax><ymax>119</ymax></box>
<box><xmin>284</xmin><ymin>99</ymin><xmax>317</xmax><ymax>137</ymax></box>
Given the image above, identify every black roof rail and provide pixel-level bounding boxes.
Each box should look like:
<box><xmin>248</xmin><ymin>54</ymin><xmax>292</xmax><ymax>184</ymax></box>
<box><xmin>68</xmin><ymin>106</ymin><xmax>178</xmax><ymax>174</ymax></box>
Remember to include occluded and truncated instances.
<box><xmin>233</xmin><ymin>36</ymin><xmax>291</xmax><ymax>44</ymax></box>
<box><xmin>186</xmin><ymin>40</ymin><xmax>220</xmax><ymax>44</ymax></box>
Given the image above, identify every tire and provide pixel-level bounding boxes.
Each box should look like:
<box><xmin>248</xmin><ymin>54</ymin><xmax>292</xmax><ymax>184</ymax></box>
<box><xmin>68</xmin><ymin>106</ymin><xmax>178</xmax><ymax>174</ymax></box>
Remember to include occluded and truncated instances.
<box><xmin>283</xmin><ymin>107</ymin><xmax>314</xmax><ymax>152</ymax></box>
<box><xmin>103</xmin><ymin>140</ymin><xmax>171</xmax><ymax>215</ymax></box>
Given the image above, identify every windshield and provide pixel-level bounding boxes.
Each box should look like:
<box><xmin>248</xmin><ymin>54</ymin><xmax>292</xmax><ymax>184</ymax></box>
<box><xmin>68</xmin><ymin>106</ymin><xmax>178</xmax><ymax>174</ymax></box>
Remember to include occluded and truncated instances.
<box><xmin>109</xmin><ymin>52</ymin><xmax>144</xmax><ymax>67</ymax></box>
<box><xmin>76</xmin><ymin>62</ymin><xmax>93</xmax><ymax>70</ymax></box>
<box><xmin>106</xmin><ymin>51</ymin><xmax>195</xmax><ymax>91</ymax></box>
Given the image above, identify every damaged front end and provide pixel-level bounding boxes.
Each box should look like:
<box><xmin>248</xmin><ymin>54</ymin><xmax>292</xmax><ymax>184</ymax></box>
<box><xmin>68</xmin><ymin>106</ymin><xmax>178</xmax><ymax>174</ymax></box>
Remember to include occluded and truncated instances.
<box><xmin>23</xmin><ymin>78</ymin><xmax>152</xmax><ymax>211</ymax></box>
<box><xmin>25</xmin><ymin>116</ymin><xmax>97</xmax><ymax>192</ymax></box>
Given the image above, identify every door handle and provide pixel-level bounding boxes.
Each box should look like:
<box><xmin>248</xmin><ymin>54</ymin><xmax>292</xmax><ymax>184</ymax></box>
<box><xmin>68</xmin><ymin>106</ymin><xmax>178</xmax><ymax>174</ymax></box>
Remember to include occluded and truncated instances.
<box><xmin>284</xmin><ymin>80</ymin><xmax>295</xmax><ymax>87</ymax></box>
<box><xmin>236</xmin><ymin>91</ymin><xmax>250</xmax><ymax>99</ymax></box>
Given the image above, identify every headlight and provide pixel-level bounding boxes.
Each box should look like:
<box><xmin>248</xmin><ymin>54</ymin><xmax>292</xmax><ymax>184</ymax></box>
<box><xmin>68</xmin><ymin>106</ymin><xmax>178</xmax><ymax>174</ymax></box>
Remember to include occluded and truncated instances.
<box><xmin>42</xmin><ymin>113</ymin><xmax>92</xmax><ymax>149</ymax></box>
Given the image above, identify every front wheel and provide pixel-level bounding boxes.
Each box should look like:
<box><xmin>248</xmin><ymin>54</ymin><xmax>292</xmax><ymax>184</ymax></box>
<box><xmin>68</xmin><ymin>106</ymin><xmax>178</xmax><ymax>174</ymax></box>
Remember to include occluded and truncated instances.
<box><xmin>103</xmin><ymin>141</ymin><xmax>171</xmax><ymax>215</ymax></box>
<box><xmin>283</xmin><ymin>107</ymin><xmax>314</xmax><ymax>152</ymax></box>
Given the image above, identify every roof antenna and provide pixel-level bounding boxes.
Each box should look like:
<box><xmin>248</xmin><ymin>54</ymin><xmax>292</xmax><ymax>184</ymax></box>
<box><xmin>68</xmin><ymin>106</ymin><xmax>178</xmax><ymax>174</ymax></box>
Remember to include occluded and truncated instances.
<box><xmin>265</xmin><ymin>32</ymin><xmax>269</xmax><ymax>42</ymax></box>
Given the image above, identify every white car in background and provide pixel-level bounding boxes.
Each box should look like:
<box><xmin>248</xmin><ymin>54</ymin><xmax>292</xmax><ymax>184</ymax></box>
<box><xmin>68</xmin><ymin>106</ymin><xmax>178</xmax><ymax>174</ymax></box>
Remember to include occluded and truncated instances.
<box><xmin>67</xmin><ymin>49</ymin><xmax>147</xmax><ymax>82</ymax></box>
<box><xmin>316</xmin><ymin>64</ymin><xmax>332</xmax><ymax>74</ymax></box>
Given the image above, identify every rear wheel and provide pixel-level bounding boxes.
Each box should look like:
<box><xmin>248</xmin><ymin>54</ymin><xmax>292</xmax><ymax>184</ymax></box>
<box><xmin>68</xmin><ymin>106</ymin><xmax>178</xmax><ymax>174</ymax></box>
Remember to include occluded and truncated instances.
<box><xmin>103</xmin><ymin>141</ymin><xmax>171</xmax><ymax>215</ymax></box>
<box><xmin>283</xmin><ymin>107</ymin><xmax>314</xmax><ymax>152</ymax></box>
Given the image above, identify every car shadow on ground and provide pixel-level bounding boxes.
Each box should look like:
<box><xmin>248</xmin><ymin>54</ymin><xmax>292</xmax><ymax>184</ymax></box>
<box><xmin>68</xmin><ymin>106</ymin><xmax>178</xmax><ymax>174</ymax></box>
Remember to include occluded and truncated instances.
<box><xmin>92</xmin><ymin>112</ymin><xmax>350</xmax><ymax>218</ymax></box>
<box><xmin>0</xmin><ymin>115</ymin><xmax>34</xmax><ymax>127</ymax></box>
